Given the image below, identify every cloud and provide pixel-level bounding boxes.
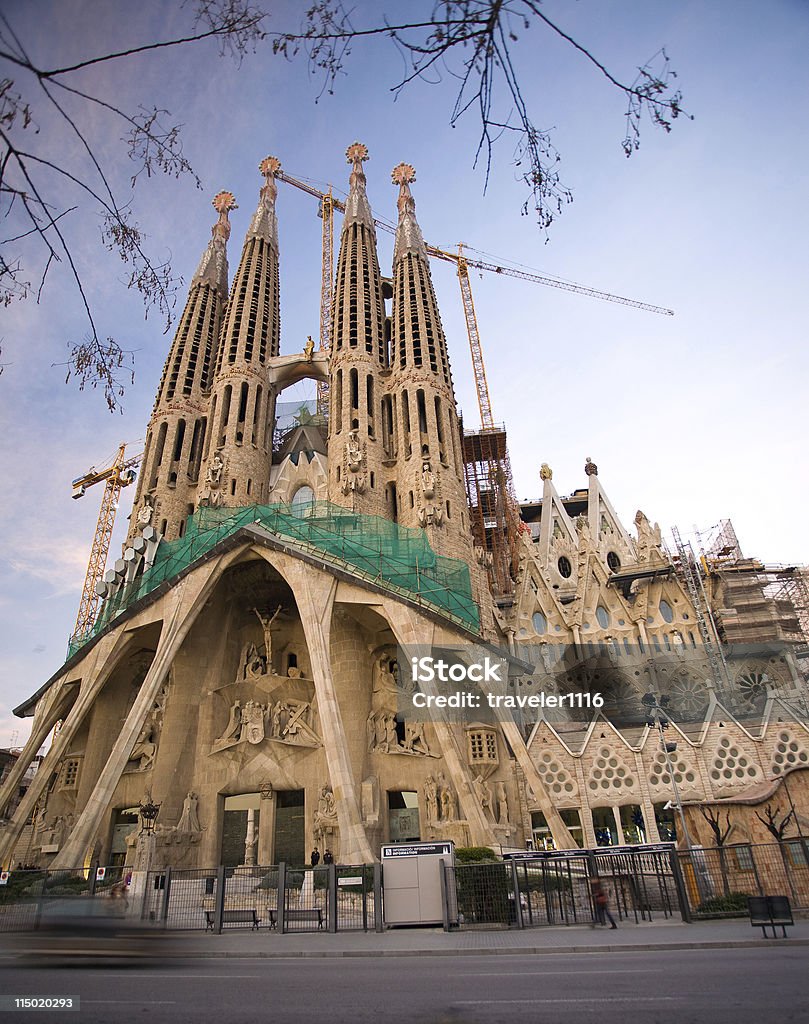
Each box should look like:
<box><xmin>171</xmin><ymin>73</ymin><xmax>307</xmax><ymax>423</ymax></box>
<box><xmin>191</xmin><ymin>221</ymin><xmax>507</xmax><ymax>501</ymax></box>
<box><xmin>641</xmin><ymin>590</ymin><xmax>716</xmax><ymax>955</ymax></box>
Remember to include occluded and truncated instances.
<box><xmin>5</xmin><ymin>535</ymin><xmax>89</xmax><ymax>598</ymax></box>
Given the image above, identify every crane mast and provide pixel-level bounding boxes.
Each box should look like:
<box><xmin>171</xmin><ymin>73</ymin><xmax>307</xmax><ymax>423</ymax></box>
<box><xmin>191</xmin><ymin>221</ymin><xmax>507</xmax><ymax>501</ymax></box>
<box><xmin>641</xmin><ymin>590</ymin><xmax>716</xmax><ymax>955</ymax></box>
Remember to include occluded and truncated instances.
<box><xmin>71</xmin><ymin>444</ymin><xmax>141</xmax><ymax>646</ymax></box>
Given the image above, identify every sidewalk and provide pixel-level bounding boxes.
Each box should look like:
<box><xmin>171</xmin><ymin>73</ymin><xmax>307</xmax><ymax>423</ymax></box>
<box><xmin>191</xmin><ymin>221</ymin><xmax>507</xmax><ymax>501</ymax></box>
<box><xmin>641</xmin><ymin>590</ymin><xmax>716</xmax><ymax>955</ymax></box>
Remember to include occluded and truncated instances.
<box><xmin>163</xmin><ymin>916</ymin><xmax>809</xmax><ymax>959</ymax></box>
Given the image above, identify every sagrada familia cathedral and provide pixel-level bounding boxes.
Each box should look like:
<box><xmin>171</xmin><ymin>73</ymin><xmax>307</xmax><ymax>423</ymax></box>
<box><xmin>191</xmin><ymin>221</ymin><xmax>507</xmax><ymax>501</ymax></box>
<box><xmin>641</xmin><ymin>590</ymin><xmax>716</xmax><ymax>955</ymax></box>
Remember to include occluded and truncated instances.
<box><xmin>1</xmin><ymin>145</ymin><xmax>806</xmax><ymax>871</ymax></box>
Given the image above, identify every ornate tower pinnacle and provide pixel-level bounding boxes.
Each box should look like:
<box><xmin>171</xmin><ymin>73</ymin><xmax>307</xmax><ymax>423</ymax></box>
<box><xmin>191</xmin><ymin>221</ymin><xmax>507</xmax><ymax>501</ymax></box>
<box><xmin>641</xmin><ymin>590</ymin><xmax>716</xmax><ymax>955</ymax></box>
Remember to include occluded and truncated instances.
<box><xmin>246</xmin><ymin>156</ymin><xmax>281</xmax><ymax>245</ymax></box>
<box><xmin>392</xmin><ymin>161</ymin><xmax>427</xmax><ymax>264</ymax></box>
<box><xmin>192</xmin><ymin>190</ymin><xmax>237</xmax><ymax>295</ymax></box>
<box><xmin>343</xmin><ymin>142</ymin><xmax>374</xmax><ymax>229</ymax></box>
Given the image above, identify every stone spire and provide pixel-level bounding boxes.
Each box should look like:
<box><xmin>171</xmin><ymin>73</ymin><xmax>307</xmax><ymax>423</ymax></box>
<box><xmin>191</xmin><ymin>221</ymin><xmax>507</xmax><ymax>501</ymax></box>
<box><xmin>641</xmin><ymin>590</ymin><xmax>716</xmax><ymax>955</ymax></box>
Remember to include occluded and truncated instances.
<box><xmin>327</xmin><ymin>142</ymin><xmax>389</xmax><ymax>516</ymax></box>
<box><xmin>389</xmin><ymin>163</ymin><xmax>452</xmax><ymax>390</ymax></box>
<box><xmin>392</xmin><ymin>162</ymin><xmax>428</xmax><ymax>264</ymax></box>
<box><xmin>214</xmin><ymin>157</ymin><xmax>281</xmax><ymax>375</ymax></box>
<box><xmin>387</xmin><ymin>163</ymin><xmax>470</xmax><ymax>564</ymax></box>
<box><xmin>129</xmin><ymin>191</ymin><xmax>236</xmax><ymax>543</ymax></box>
<box><xmin>343</xmin><ymin>141</ymin><xmax>374</xmax><ymax>229</ymax></box>
<box><xmin>191</xmin><ymin>190</ymin><xmax>236</xmax><ymax>295</ymax></box>
<box><xmin>246</xmin><ymin>155</ymin><xmax>280</xmax><ymax>247</ymax></box>
<box><xmin>201</xmin><ymin>158</ymin><xmax>283</xmax><ymax>511</ymax></box>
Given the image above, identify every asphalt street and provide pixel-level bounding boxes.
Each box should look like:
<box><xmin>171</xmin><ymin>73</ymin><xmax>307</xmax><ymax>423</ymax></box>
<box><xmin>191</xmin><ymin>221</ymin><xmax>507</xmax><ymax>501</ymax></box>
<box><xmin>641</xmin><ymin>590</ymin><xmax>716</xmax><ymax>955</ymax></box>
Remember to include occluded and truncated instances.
<box><xmin>2</xmin><ymin>946</ymin><xmax>807</xmax><ymax>1024</ymax></box>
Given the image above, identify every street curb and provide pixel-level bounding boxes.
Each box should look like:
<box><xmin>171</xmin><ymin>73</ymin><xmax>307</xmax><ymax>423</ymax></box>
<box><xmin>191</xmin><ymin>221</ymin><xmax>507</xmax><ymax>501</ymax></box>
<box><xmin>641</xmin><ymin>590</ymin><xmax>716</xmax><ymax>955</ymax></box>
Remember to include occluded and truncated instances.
<box><xmin>149</xmin><ymin>938</ymin><xmax>809</xmax><ymax>959</ymax></box>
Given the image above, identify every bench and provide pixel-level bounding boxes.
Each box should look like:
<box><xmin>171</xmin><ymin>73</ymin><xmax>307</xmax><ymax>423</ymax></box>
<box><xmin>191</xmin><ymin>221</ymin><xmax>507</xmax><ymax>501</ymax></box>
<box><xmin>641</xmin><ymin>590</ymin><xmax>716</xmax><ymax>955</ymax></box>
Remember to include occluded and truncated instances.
<box><xmin>205</xmin><ymin>908</ymin><xmax>260</xmax><ymax>931</ymax></box>
<box><xmin>267</xmin><ymin>908</ymin><xmax>324</xmax><ymax>930</ymax></box>
<box><xmin>748</xmin><ymin>895</ymin><xmax>793</xmax><ymax>938</ymax></box>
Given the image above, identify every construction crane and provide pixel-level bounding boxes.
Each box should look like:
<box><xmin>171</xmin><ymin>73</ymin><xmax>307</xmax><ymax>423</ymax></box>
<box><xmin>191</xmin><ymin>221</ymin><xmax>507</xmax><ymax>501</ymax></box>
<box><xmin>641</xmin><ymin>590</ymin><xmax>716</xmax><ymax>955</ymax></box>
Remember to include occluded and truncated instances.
<box><xmin>276</xmin><ymin>165</ymin><xmax>674</xmax><ymax>600</ymax></box>
<box><xmin>275</xmin><ymin>167</ymin><xmax>673</xmax><ymax>433</ymax></box>
<box><xmin>70</xmin><ymin>444</ymin><xmax>141</xmax><ymax>645</ymax></box>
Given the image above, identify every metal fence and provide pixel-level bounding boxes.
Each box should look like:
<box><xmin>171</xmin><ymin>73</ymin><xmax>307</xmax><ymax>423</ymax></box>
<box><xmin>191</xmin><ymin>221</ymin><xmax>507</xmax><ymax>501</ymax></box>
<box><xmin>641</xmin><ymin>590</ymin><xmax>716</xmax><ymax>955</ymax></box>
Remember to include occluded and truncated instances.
<box><xmin>8</xmin><ymin>843</ymin><xmax>807</xmax><ymax>935</ymax></box>
<box><xmin>678</xmin><ymin>841</ymin><xmax>809</xmax><ymax>918</ymax></box>
<box><xmin>0</xmin><ymin>865</ymin><xmax>130</xmax><ymax>932</ymax></box>
<box><xmin>143</xmin><ymin>863</ymin><xmax>377</xmax><ymax>933</ymax></box>
<box><xmin>443</xmin><ymin>847</ymin><xmax>684</xmax><ymax>929</ymax></box>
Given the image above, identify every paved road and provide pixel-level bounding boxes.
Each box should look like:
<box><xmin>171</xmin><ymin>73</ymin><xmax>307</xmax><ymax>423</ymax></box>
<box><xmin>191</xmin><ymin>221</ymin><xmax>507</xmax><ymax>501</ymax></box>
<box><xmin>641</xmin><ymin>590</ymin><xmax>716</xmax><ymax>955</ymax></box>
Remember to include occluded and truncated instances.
<box><xmin>3</xmin><ymin>946</ymin><xmax>807</xmax><ymax>1023</ymax></box>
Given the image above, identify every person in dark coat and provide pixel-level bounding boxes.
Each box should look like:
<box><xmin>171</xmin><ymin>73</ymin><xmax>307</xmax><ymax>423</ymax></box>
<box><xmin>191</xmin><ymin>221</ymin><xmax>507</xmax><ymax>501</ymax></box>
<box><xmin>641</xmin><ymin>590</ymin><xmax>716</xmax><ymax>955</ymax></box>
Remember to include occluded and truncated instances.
<box><xmin>311</xmin><ymin>849</ymin><xmax>320</xmax><ymax>867</ymax></box>
<box><xmin>323</xmin><ymin>849</ymin><xmax>334</xmax><ymax>865</ymax></box>
<box><xmin>589</xmin><ymin>877</ymin><xmax>617</xmax><ymax>928</ymax></box>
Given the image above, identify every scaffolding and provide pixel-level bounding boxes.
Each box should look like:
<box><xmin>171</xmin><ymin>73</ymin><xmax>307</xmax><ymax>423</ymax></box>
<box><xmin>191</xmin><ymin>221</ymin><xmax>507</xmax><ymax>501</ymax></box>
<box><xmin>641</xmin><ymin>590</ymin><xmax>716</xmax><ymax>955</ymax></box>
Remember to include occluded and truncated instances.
<box><xmin>462</xmin><ymin>425</ymin><xmax>521</xmax><ymax>601</ymax></box>
<box><xmin>71</xmin><ymin>501</ymin><xmax>479</xmax><ymax>657</ymax></box>
<box><xmin>690</xmin><ymin>519</ymin><xmax>809</xmax><ymax>649</ymax></box>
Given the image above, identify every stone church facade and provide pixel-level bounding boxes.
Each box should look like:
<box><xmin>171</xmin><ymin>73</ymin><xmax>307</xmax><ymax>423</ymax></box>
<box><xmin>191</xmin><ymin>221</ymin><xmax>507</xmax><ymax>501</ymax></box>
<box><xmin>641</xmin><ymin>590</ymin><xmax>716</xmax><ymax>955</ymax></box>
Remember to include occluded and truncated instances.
<box><xmin>1</xmin><ymin>146</ymin><xmax>806</xmax><ymax>871</ymax></box>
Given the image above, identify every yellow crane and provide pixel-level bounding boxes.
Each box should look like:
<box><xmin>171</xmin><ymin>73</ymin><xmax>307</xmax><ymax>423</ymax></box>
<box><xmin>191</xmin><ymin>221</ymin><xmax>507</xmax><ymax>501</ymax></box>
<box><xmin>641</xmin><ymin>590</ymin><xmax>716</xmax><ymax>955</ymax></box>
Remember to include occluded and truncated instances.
<box><xmin>70</xmin><ymin>443</ymin><xmax>141</xmax><ymax>646</ymax></box>
<box><xmin>276</xmin><ymin>166</ymin><xmax>673</xmax><ymax>432</ymax></box>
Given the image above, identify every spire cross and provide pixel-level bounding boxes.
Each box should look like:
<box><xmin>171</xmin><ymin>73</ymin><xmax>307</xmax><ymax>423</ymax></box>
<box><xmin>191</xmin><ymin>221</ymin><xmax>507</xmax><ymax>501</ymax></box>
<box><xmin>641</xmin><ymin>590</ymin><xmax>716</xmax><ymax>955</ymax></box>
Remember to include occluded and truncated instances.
<box><xmin>391</xmin><ymin>162</ymin><xmax>416</xmax><ymax>187</ymax></box>
<box><xmin>346</xmin><ymin>142</ymin><xmax>369</xmax><ymax>170</ymax></box>
<box><xmin>211</xmin><ymin>190</ymin><xmax>237</xmax><ymax>242</ymax></box>
<box><xmin>259</xmin><ymin>156</ymin><xmax>282</xmax><ymax>183</ymax></box>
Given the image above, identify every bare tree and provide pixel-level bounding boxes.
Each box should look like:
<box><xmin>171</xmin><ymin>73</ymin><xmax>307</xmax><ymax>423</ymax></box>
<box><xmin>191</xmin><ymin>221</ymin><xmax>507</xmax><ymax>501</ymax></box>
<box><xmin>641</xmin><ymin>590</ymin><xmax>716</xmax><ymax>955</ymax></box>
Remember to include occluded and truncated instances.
<box><xmin>1</xmin><ymin>1</ymin><xmax>687</xmax><ymax>409</ymax></box>
<box><xmin>700</xmin><ymin>806</ymin><xmax>733</xmax><ymax>896</ymax></box>
<box><xmin>755</xmin><ymin>803</ymin><xmax>795</xmax><ymax>843</ymax></box>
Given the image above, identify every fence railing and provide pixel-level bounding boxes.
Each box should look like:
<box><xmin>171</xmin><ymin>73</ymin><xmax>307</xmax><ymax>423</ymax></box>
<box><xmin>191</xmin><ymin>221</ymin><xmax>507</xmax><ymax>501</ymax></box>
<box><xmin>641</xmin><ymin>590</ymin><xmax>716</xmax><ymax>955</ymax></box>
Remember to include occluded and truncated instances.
<box><xmin>678</xmin><ymin>841</ymin><xmax>809</xmax><ymax>917</ymax></box>
<box><xmin>442</xmin><ymin>848</ymin><xmax>685</xmax><ymax>929</ymax></box>
<box><xmin>4</xmin><ymin>842</ymin><xmax>806</xmax><ymax>935</ymax></box>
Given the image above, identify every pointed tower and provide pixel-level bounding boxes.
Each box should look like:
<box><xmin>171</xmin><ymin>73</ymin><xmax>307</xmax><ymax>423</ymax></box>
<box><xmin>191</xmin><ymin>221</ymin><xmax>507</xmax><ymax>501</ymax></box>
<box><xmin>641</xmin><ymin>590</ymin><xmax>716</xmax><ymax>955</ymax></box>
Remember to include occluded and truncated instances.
<box><xmin>199</xmin><ymin>157</ymin><xmax>282</xmax><ymax>510</ymax></box>
<box><xmin>326</xmin><ymin>143</ymin><xmax>389</xmax><ymax>516</ymax></box>
<box><xmin>130</xmin><ymin>190</ymin><xmax>236</xmax><ymax>541</ymax></box>
<box><xmin>387</xmin><ymin>163</ymin><xmax>472</xmax><ymax>562</ymax></box>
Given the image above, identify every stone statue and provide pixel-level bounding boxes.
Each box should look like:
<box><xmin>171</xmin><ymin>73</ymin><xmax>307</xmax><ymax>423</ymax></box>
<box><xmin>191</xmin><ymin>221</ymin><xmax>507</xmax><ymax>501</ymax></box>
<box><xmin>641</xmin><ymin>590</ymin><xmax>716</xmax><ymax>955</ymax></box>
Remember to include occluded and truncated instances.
<box><xmin>242</xmin><ymin>642</ymin><xmax>266</xmax><ymax>681</ymax></box>
<box><xmin>254</xmin><ymin>605</ymin><xmax>283</xmax><ymax>673</ymax></box>
<box><xmin>366</xmin><ymin>710</ymin><xmax>378</xmax><ymax>752</ymax></box>
<box><xmin>437</xmin><ymin>772</ymin><xmax>456</xmax><ymax>822</ymax></box>
<box><xmin>384</xmin><ymin>714</ymin><xmax>399</xmax><ymax>752</ymax></box>
<box><xmin>217</xmin><ymin>699</ymin><xmax>242</xmax><ymax>745</ymax></box>
<box><xmin>242</xmin><ymin>700</ymin><xmax>266</xmax><ymax>744</ymax></box>
<box><xmin>313</xmin><ymin>784</ymin><xmax>339</xmax><ymax>844</ymax></box>
<box><xmin>539</xmin><ymin>463</ymin><xmax>553</xmax><ymax>482</ymax></box>
<box><xmin>473</xmin><ymin>774</ymin><xmax>493</xmax><ymax>821</ymax></box>
<box><xmin>635</xmin><ymin>510</ymin><xmax>662</xmax><ymax>561</ymax></box>
<box><xmin>421</xmin><ymin>461</ymin><xmax>436</xmax><ymax>500</ymax></box>
<box><xmin>423</xmin><ymin>775</ymin><xmax>438</xmax><ymax>823</ymax></box>
<box><xmin>129</xmin><ymin>717</ymin><xmax>157</xmax><ymax>772</ymax></box>
<box><xmin>584</xmin><ymin>457</ymin><xmax>598</xmax><ymax>477</ymax></box>
<box><xmin>495</xmin><ymin>781</ymin><xmax>509</xmax><ymax>825</ymax></box>
<box><xmin>202</xmin><ymin>451</ymin><xmax>225</xmax><ymax>507</ymax></box>
<box><xmin>342</xmin><ymin>430</ymin><xmax>367</xmax><ymax>493</ymax></box>
<box><xmin>176</xmin><ymin>792</ymin><xmax>202</xmax><ymax>834</ymax></box>
<box><xmin>136</xmin><ymin>497</ymin><xmax>154</xmax><ymax>525</ymax></box>
<box><xmin>440</xmin><ymin>785</ymin><xmax>457</xmax><ymax>823</ymax></box>
<box><xmin>346</xmin><ymin>430</ymin><xmax>363</xmax><ymax>471</ymax></box>
<box><xmin>403</xmin><ymin>720</ymin><xmax>430</xmax><ymax>755</ymax></box>
<box><xmin>373</xmin><ymin>654</ymin><xmax>399</xmax><ymax>711</ymax></box>
<box><xmin>304</xmin><ymin>335</ymin><xmax>315</xmax><ymax>361</ymax></box>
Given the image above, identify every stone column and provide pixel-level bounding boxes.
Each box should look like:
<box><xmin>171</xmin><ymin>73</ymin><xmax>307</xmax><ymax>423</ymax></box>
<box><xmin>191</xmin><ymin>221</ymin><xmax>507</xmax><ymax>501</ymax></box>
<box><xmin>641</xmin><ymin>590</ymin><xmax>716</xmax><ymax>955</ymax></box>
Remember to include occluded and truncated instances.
<box><xmin>379</xmin><ymin>600</ymin><xmax>499</xmax><ymax>848</ymax></box>
<box><xmin>271</xmin><ymin>554</ymin><xmax>374</xmax><ymax>864</ymax></box>
<box><xmin>0</xmin><ymin>680</ymin><xmax>73</xmax><ymax>822</ymax></box>
<box><xmin>0</xmin><ymin>629</ymin><xmax>127</xmax><ymax>865</ymax></box>
<box><xmin>52</xmin><ymin>555</ymin><xmax>233</xmax><ymax>869</ymax></box>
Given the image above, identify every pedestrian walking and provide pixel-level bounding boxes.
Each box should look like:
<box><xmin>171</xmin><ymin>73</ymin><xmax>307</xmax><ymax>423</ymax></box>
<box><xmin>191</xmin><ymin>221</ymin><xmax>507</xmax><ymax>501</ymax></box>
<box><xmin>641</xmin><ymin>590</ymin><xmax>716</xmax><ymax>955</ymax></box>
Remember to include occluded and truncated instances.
<box><xmin>589</xmin><ymin>877</ymin><xmax>617</xmax><ymax>929</ymax></box>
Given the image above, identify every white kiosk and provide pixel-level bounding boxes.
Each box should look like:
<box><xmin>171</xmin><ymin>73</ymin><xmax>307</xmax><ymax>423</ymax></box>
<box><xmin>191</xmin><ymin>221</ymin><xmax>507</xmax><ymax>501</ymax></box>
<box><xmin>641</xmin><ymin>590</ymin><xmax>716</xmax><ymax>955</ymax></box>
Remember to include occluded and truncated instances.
<box><xmin>381</xmin><ymin>840</ymin><xmax>455</xmax><ymax>926</ymax></box>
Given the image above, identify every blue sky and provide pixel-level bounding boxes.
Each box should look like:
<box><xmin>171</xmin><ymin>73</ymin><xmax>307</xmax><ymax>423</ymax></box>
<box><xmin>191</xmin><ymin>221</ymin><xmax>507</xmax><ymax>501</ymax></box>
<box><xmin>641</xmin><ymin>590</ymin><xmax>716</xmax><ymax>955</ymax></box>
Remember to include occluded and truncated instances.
<box><xmin>1</xmin><ymin>0</ymin><xmax>807</xmax><ymax>748</ymax></box>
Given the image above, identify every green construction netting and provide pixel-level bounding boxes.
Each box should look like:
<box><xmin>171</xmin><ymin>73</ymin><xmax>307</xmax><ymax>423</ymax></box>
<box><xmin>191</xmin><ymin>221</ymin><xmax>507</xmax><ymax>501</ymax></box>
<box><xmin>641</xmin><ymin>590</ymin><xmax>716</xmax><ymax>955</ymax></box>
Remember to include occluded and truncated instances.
<box><xmin>70</xmin><ymin>501</ymin><xmax>479</xmax><ymax>657</ymax></box>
